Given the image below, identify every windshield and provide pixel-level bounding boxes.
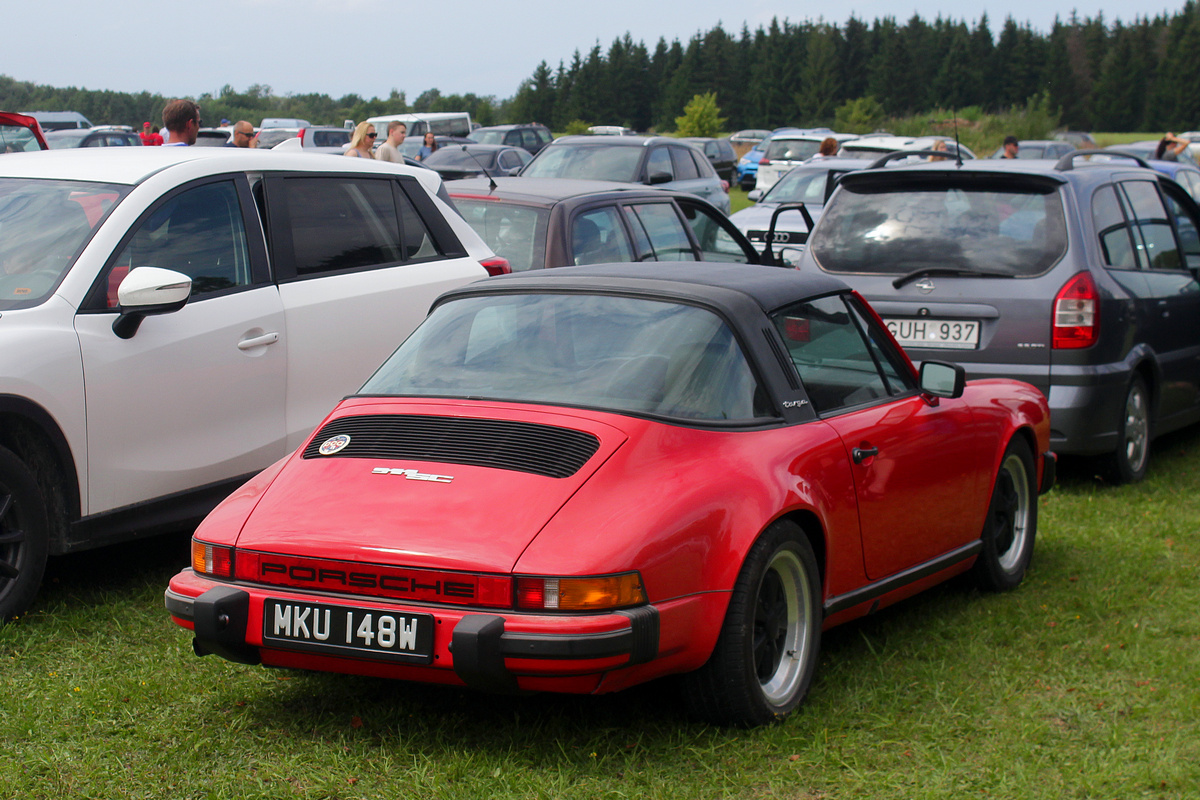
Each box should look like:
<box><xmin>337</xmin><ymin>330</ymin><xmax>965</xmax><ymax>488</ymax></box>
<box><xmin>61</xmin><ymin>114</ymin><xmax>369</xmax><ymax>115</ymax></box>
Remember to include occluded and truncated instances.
<box><xmin>810</xmin><ymin>179</ymin><xmax>1068</xmax><ymax>276</ymax></box>
<box><xmin>521</xmin><ymin>144</ymin><xmax>643</xmax><ymax>182</ymax></box>
<box><xmin>362</xmin><ymin>293</ymin><xmax>771</xmax><ymax>421</ymax></box>
<box><xmin>0</xmin><ymin>178</ymin><xmax>129</xmax><ymax>310</ymax></box>
<box><xmin>469</xmin><ymin>130</ymin><xmax>504</xmax><ymax>145</ymax></box>
<box><xmin>761</xmin><ymin>168</ymin><xmax>835</xmax><ymax>205</ymax></box>
<box><xmin>454</xmin><ymin>199</ymin><xmax>549</xmax><ymax>272</ymax></box>
<box><xmin>425</xmin><ymin>148</ymin><xmax>497</xmax><ymax>169</ymax></box>
<box><xmin>765</xmin><ymin>139</ymin><xmax>821</xmax><ymax>162</ymax></box>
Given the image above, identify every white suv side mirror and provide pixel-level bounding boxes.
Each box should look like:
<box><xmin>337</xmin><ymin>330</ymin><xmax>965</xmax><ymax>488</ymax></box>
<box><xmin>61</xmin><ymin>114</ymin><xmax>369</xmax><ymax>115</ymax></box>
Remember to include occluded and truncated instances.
<box><xmin>113</xmin><ymin>266</ymin><xmax>192</xmax><ymax>339</ymax></box>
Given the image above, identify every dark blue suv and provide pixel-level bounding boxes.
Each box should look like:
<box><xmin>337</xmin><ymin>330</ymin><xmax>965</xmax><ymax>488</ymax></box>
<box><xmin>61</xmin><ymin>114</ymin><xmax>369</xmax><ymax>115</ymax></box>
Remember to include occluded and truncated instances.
<box><xmin>799</xmin><ymin>152</ymin><xmax>1200</xmax><ymax>482</ymax></box>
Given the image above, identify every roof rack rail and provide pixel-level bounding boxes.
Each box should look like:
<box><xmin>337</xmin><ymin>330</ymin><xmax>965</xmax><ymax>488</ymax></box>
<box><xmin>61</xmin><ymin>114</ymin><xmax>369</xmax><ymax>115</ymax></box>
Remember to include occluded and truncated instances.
<box><xmin>1054</xmin><ymin>150</ymin><xmax>1149</xmax><ymax>171</ymax></box>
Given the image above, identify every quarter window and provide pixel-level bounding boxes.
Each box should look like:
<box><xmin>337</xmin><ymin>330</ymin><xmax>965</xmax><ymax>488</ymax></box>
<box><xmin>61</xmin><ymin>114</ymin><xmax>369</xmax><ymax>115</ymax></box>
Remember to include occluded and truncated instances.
<box><xmin>671</xmin><ymin>147</ymin><xmax>700</xmax><ymax>180</ymax></box>
<box><xmin>1121</xmin><ymin>180</ymin><xmax>1182</xmax><ymax>271</ymax></box>
<box><xmin>1093</xmin><ymin>184</ymin><xmax>1138</xmax><ymax>269</ymax></box>
<box><xmin>646</xmin><ymin>147</ymin><xmax>674</xmax><ymax>181</ymax></box>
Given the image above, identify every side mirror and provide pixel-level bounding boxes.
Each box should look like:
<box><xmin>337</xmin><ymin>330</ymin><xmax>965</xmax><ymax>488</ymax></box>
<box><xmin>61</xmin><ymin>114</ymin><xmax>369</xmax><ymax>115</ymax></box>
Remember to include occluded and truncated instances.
<box><xmin>919</xmin><ymin>361</ymin><xmax>966</xmax><ymax>399</ymax></box>
<box><xmin>747</xmin><ymin>189</ymin><xmax>762</xmax><ymax>202</ymax></box>
<box><xmin>112</xmin><ymin>266</ymin><xmax>192</xmax><ymax>339</ymax></box>
<box><xmin>647</xmin><ymin>171</ymin><xmax>673</xmax><ymax>186</ymax></box>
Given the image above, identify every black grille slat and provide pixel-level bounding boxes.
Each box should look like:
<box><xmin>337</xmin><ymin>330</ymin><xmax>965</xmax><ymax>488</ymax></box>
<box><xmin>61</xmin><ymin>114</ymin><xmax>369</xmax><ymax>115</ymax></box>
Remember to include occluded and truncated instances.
<box><xmin>302</xmin><ymin>415</ymin><xmax>601</xmax><ymax>479</ymax></box>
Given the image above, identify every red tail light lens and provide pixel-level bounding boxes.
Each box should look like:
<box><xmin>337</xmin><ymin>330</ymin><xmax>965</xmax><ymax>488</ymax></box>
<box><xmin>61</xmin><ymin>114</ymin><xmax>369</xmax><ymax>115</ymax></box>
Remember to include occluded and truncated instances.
<box><xmin>480</xmin><ymin>256</ymin><xmax>511</xmax><ymax>276</ymax></box>
<box><xmin>1053</xmin><ymin>271</ymin><xmax>1099</xmax><ymax>349</ymax></box>
<box><xmin>720</xmin><ymin>179</ymin><xmax>730</xmax><ymax>193</ymax></box>
<box><xmin>298</xmin><ymin>127</ymin><xmax>307</xmax><ymax>143</ymax></box>
<box><xmin>192</xmin><ymin>539</ymin><xmax>234</xmax><ymax>578</ymax></box>
<box><xmin>759</xmin><ymin>157</ymin><xmax>770</xmax><ymax>165</ymax></box>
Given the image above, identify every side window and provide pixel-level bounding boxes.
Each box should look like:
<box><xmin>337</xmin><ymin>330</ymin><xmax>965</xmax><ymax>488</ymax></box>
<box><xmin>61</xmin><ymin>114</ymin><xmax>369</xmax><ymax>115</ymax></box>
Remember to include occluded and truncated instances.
<box><xmin>571</xmin><ymin>206</ymin><xmax>634</xmax><ymax>265</ymax></box>
<box><xmin>505</xmin><ymin>131</ymin><xmax>520</xmax><ymax>146</ymax></box>
<box><xmin>1093</xmin><ymin>185</ymin><xmax>1138</xmax><ymax>269</ymax></box>
<box><xmin>646</xmin><ymin>147</ymin><xmax>674</xmax><ymax>181</ymax></box>
<box><xmin>1162</xmin><ymin>191</ymin><xmax>1200</xmax><ymax>272</ymax></box>
<box><xmin>280</xmin><ymin>177</ymin><xmax>403</xmax><ymax>275</ymax></box>
<box><xmin>679</xmin><ymin>200</ymin><xmax>751</xmax><ymax>263</ymax></box>
<box><xmin>671</xmin><ymin>147</ymin><xmax>700</xmax><ymax>181</ymax></box>
<box><xmin>395</xmin><ymin>185</ymin><xmax>439</xmax><ymax>260</ymax></box>
<box><xmin>1121</xmin><ymin>180</ymin><xmax>1182</xmax><ymax>271</ymax></box>
<box><xmin>626</xmin><ymin>203</ymin><xmax>697</xmax><ymax>261</ymax></box>
<box><xmin>771</xmin><ymin>294</ymin><xmax>908</xmax><ymax>415</ymax></box>
<box><xmin>107</xmin><ymin>181</ymin><xmax>253</xmax><ymax>307</ymax></box>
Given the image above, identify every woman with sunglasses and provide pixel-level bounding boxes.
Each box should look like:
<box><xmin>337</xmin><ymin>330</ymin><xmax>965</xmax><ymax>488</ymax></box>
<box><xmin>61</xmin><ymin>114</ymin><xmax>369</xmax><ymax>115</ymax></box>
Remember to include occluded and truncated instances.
<box><xmin>345</xmin><ymin>122</ymin><xmax>377</xmax><ymax>158</ymax></box>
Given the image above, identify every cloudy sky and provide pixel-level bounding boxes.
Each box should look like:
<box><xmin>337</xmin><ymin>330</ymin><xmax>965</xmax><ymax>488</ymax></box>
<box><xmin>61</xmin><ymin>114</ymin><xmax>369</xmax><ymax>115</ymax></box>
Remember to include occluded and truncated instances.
<box><xmin>8</xmin><ymin>0</ymin><xmax>1182</xmax><ymax>103</ymax></box>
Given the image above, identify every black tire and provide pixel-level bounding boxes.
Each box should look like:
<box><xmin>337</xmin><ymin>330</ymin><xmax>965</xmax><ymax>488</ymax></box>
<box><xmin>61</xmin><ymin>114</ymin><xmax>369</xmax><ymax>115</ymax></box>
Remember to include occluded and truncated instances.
<box><xmin>683</xmin><ymin>520</ymin><xmax>821</xmax><ymax>727</ymax></box>
<box><xmin>972</xmin><ymin>437</ymin><xmax>1037</xmax><ymax>592</ymax></box>
<box><xmin>0</xmin><ymin>445</ymin><xmax>50</xmax><ymax>621</ymax></box>
<box><xmin>1106</xmin><ymin>373</ymin><xmax>1151</xmax><ymax>484</ymax></box>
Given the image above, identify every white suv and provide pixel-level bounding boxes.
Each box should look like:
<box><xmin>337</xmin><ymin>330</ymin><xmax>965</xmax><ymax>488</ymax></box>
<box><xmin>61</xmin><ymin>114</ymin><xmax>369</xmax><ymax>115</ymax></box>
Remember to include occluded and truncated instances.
<box><xmin>0</xmin><ymin>147</ymin><xmax>504</xmax><ymax>618</ymax></box>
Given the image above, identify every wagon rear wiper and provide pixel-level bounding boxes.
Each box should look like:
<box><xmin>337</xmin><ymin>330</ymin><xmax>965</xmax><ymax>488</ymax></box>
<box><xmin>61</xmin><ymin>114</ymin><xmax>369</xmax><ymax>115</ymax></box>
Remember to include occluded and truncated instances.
<box><xmin>892</xmin><ymin>267</ymin><xmax>1015</xmax><ymax>289</ymax></box>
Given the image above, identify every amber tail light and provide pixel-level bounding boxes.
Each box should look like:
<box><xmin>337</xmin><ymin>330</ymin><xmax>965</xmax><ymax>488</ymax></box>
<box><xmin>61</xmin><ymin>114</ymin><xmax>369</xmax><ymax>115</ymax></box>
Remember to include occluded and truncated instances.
<box><xmin>515</xmin><ymin>572</ymin><xmax>647</xmax><ymax>611</ymax></box>
<box><xmin>192</xmin><ymin>539</ymin><xmax>234</xmax><ymax>578</ymax></box>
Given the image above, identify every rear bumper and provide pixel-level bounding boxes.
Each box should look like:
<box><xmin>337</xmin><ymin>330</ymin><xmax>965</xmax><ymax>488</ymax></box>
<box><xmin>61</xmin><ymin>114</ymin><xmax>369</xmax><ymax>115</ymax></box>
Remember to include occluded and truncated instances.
<box><xmin>165</xmin><ymin>572</ymin><xmax>660</xmax><ymax>693</ymax></box>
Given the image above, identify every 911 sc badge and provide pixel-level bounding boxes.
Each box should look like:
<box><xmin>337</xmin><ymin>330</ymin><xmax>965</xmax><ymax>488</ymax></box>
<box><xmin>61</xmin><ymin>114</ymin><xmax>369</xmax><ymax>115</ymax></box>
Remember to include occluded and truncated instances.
<box><xmin>371</xmin><ymin>467</ymin><xmax>454</xmax><ymax>483</ymax></box>
<box><xmin>318</xmin><ymin>434</ymin><xmax>351</xmax><ymax>455</ymax></box>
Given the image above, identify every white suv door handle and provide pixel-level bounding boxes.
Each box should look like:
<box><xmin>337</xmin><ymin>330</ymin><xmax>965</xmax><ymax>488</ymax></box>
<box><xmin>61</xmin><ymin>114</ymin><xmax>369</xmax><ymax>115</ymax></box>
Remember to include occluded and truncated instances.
<box><xmin>237</xmin><ymin>332</ymin><xmax>280</xmax><ymax>350</ymax></box>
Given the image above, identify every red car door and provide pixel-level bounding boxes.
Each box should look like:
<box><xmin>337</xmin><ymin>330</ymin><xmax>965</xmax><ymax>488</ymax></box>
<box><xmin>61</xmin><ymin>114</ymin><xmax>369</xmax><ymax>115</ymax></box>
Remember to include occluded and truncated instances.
<box><xmin>770</xmin><ymin>292</ymin><xmax>989</xmax><ymax>582</ymax></box>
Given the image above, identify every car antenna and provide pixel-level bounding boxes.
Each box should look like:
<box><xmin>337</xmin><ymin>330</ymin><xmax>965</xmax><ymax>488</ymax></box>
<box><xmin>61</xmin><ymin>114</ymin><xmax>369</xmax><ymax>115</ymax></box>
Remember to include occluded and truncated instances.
<box><xmin>952</xmin><ymin>110</ymin><xmax>963</xmax><ymax>168</ymax></box>
<box><xmin>460</xmin><ymin>145</ymin><xmax>498</xmax><ymax>191</ymax></box>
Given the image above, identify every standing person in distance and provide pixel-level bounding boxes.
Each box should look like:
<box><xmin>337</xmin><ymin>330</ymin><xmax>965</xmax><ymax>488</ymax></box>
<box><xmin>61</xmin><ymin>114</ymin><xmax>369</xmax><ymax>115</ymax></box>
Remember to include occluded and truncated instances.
<box><xmin>416</xmin><ymin>131</ymin><xmax>438</xmax><ymax>161</ymax></box>
<box><xmin>1155</xmin><ymin>132</ymin><xmax>1191</xmax><ymax>161</ymax></box>
<box><xmin>375</xmin><ymin>121</ymin><xmax>407</xmax><ymax>163</ymax></box>
<box><xmin>345</xmin><ymin>122</ymin><xmax>376</xmax><ymax>158</ymax></box>
<box><xmin>1001</xmin><ymin>135</ymin><xmax>1019</xmax><ymax>158</ymax></box>
<box><xmin>228</xmin><ymin>121</ymin><xmax>255</xmax><ymax>148</ymax></box>
<box><xmin>162</xmin><ymin>99</ymin><xmax>201</xmax><ymax>146</ymax></box>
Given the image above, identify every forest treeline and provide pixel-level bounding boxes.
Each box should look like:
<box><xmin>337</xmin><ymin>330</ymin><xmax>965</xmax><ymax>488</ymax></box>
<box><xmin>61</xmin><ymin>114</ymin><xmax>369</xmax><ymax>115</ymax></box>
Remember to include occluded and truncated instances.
<box><xmin>4</xmin><ymin>2</ymin><xmax>1200</xmax><ymax>133</ymax></box>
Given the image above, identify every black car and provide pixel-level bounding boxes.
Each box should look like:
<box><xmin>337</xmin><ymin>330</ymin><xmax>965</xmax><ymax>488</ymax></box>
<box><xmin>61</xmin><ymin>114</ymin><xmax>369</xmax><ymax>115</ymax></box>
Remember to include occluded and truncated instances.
<box><xmin>678</xmin><ymin>137</ymin><xmax>737</xmax><ymax>184</ymax></box>
<box><xmin>799</xmin><ymin>152</ymin><xmax>1200</xmax><ymax>482</ymax></box>
<box><xmin>468</xmin><ymin>123</ymin><xmax>554</xmax><ymax>155</ymax></box>
<box><xmin>44</xmin><ymin>128</ymin><xmax>142</xmax><ymax>149</ymax></box>
<box><xmin>422</xmin><ymin>144</ymin><xmax>532</xmax><ymax>180</ymax></box>
<box><xmin>446</xmin><ymin>177</ymin><xmax>760</xmax><ymax>272</ymax></box>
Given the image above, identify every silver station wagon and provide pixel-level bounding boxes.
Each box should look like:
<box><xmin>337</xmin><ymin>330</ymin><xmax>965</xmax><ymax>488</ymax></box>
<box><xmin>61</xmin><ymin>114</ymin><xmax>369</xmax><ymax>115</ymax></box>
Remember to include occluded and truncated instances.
<box><xmin>799</xmin><ymin>152</ymin><xmax>1200</xmax><ymax>482</ymax></box>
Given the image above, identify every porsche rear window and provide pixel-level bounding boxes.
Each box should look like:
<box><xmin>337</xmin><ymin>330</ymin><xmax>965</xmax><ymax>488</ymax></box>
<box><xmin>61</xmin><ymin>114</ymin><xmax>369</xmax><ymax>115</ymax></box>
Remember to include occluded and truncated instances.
<box><xmin>810</xmin><ymin>179</ymin><xmax>1068</xmax><ymax>277</ymax></box>
<box><xmin>363</xmin><ymin>293</ymin><xmax>773</xmax><ymax>421</ymax></box>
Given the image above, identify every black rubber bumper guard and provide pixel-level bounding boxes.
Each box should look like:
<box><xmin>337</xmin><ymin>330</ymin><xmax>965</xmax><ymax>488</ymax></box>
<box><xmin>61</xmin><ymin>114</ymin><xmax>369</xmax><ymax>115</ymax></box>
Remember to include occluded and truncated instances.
<box><xmin>166</xmin><ymin>586</ymin><xmax>661</xmax><ymax>691</ymax></box>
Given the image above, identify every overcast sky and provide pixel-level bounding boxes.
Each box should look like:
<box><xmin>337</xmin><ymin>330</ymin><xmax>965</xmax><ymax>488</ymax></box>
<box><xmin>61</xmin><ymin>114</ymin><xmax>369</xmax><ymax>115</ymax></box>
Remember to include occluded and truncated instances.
<box><xmin>7</xmin><ymin>0</ymin><xmax>1183</xmax><ymax>104</ymax></box>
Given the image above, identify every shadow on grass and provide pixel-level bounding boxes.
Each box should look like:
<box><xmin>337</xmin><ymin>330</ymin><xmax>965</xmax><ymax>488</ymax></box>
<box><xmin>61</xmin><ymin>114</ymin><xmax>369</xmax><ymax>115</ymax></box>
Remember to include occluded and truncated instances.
<box><xmin>35</xmin><ymin>528</ymin><xmax>193</xmax><ymax>611</ymax></box>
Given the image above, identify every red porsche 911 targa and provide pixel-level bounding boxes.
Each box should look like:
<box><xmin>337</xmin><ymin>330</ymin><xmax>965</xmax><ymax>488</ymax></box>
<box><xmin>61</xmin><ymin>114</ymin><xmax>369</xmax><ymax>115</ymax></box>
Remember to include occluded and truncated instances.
<box><xmin>166</xmin><ymin>263</ymin><xmax>1054</xmax><ymax>727</ymax></box>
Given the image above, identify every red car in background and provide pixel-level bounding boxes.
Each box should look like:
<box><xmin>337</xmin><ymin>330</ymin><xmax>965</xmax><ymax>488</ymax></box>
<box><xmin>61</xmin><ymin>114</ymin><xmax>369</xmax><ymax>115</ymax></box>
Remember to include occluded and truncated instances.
<box><xmin>0</xmin><ymin>112</ymin><xmax>48</xmax><ymax>154</ymax></box>
<box><xmin>166</xmin><ymin>263</ymin><xmax>1054</xmax><ymax>727</ymax></box>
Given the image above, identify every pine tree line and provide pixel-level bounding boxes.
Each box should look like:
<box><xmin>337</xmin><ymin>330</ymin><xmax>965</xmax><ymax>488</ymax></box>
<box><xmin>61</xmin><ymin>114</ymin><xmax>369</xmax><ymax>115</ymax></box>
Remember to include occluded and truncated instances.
<box><xmin>5</xmin><ymin>3</ymin><xmax>1200</xmax><ymax>133</ymax></box>
<box><xmin>508</xmin><ymin>3</ymin><xmax>1200</xmax><ymax>133</ymax></box>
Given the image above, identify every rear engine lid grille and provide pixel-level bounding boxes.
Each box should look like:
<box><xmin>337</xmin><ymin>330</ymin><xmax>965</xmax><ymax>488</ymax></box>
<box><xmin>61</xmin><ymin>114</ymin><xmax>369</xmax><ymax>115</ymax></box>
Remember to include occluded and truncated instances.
<box><xmin>303</xmin><ymin>415</ymin><xmax>601</xmax><ymax>479</ymax></box>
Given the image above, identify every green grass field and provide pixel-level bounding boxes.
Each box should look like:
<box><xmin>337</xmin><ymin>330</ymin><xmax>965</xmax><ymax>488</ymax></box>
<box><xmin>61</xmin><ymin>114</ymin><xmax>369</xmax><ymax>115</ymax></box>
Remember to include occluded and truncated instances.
<box><xmin>3</xmin><ymin>428</ymin><xmax>1198</xmax><ymax>799</ymax></box>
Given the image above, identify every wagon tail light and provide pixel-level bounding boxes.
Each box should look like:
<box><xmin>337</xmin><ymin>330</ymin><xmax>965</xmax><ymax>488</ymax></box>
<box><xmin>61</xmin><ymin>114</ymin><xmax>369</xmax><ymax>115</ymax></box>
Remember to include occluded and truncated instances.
<box><xmin>480</xmin><ymin>256</ymin><xmax>511</xmax><ymax>276</ymax></box>
<box><xmin>1053</xmin><ymin>271</ymin><xmax>1099</xmax><ymax>349</ymax></box>
<box><xmin>193</xmin><ymin>539</ymin><xmax>234</xmax><ymax>579</ymax></box>
<box><xmin>515</xmin><ymin>572</ymin><xmax>646</xmax><ymax>611</ymax></box>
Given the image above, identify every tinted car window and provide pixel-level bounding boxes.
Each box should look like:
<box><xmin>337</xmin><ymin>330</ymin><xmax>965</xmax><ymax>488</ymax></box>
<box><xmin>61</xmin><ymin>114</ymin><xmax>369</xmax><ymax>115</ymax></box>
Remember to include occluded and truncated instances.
<box><xmin>364</xmin><ymin>293</ymin><xmax>770</xmax><ymax>421</ymax></box>
<box><xmin>1093</xmin><ymin>184</ymin><xmax>1138</xmax><ymax>269</ymax></box>
<box><xmin>812</xmin><ymin>180</ymin><xmax>1068</xmax><ymax>277</ymax></box>
<box><xmin>646</xmin><ymin>147</ymin><xmax>673</xmax><ymax>181</ymax></box>
<box><xmin>110</xmin><ymin>181</ymin><xmax>253</xmax><ymax>300</ymax></box>
<box><xmin>672</xmin><ymin>147</ymin><xmax>700</xmax><ymax>180</ymax></box>
<box><xmin>1162</xmin><ymin>192</ymin><xmax>1200</xmax><ymax>270</ymax></box>
<box><xmin>627</xmin><ymin>203</ymin><xmax>696</xmax><ymax>261</ymax></box>
<box><xmin>572</xmin><ymin>206</ymin><xmax>635</xmax><ymax>265</ymax></box>
<box><xmin>456</xmin><ymin>199</ymin><xmax>548</xmax><ymax>272</ymax></box>
<box><xmin>280</xmin><ymin>177</ymin><xmax>403</xmax><ymax>275</ymax></box>
<box><xmin>1121</xmin><ymin>180</ymin><xmax>1182</xmax><ymax>271</ymax></box>
<box><xmin>312</xmin><ymin>130</ymin><xmax>350</xmax><ymax>147</ymax></box>
<box><xmin>763</xmin><ymin>168</ymin><xmax>830</xmax><ymax>204</ymax></box>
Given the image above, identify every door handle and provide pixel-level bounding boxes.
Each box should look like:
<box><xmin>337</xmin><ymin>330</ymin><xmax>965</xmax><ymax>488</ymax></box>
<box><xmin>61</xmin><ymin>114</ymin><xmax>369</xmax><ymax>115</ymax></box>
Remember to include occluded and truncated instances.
<box><xmin>852</xmin><ymin>446</ymin><xmax>879</xmax><ymax>464</ymax></box>
<box><xmin>237</xmin><ymin>332</ymin><xmax>279</xmax><ymax>350</ymax></box>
